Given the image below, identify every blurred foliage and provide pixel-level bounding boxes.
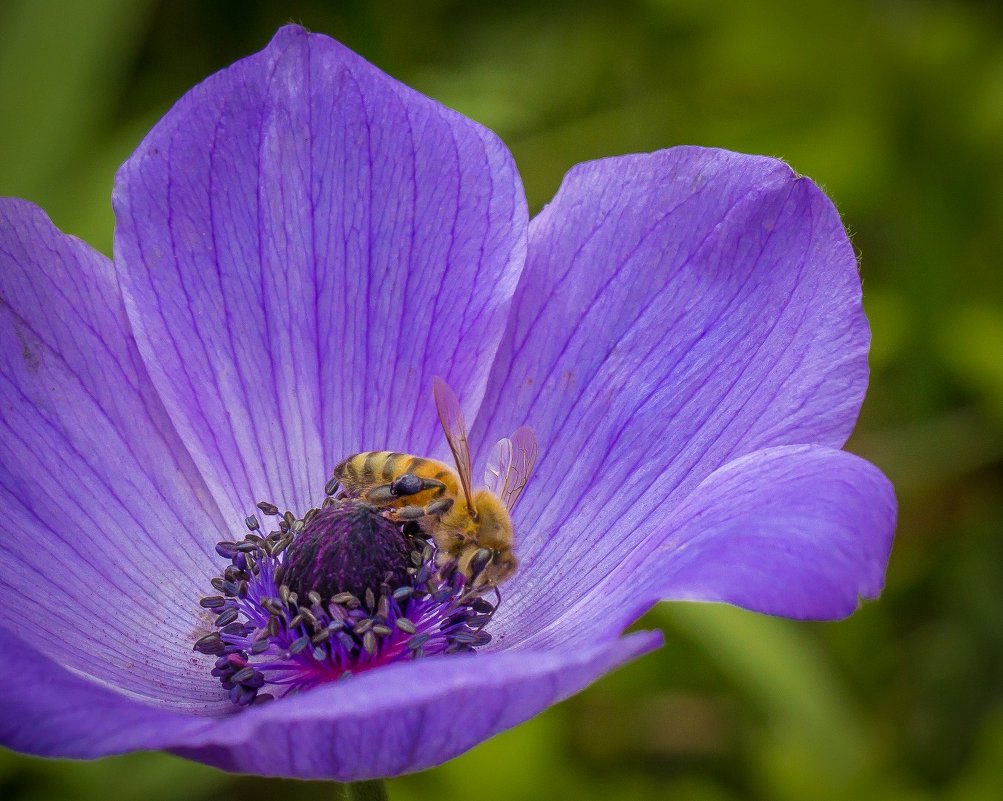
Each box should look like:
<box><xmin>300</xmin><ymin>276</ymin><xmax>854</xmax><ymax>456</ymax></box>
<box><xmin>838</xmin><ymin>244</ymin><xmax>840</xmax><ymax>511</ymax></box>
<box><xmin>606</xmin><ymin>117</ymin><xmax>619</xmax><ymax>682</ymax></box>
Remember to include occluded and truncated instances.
<box><xmin>1</xmin><ymin>0</ymin><xmax>1001</xmax><ymax>799</ymax></box>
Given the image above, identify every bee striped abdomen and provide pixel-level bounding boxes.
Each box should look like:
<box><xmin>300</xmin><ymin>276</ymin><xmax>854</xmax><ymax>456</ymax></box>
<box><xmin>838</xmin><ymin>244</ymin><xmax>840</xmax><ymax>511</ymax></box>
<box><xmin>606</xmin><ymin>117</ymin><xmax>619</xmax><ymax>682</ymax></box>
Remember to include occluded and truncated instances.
<box><xmin>336</xmin><ymin>452</ymin><xmax>392</xmax><ymax>489</ymax></box>
<box><xmin>382</xmin><ymin>453</ymin><xmax>406</xmax><ymax>480</ymax></box>
<box><xmin>333</xmin><ymin>452</ymin><xmax>455</xmax><ymax>506</ymax></box>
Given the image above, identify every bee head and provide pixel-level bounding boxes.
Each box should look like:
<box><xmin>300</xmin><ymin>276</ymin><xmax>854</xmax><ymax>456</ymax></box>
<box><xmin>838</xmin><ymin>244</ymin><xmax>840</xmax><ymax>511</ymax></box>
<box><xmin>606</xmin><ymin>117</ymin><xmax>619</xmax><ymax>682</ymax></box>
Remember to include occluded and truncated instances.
<box><xmin>465</xmin><ymin>490</ymin><xmax>518</xmax><ymax>587</ymax></box>
<box><xmin>486</xmin><ymin>547</ymin><xmax>517</xmax><ymax>585</ymax></box>
<box><xmin>468</xmin><ymin>545</ymin><xmax>518</xmax><ymax>588</ymax></box>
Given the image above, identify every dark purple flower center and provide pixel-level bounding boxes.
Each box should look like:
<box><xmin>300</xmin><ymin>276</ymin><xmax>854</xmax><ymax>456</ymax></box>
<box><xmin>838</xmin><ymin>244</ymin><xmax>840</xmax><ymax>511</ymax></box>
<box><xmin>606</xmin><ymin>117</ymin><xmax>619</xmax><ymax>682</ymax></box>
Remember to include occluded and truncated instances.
<box><xmin>282</xmin><ymin>504</ymin><xmax>411</xmax><ymax>602</ymax></box>
<box><xmin>194</xmin><ymin>495</ymin><xmax>497</xmax><ymax>707</ymax></box>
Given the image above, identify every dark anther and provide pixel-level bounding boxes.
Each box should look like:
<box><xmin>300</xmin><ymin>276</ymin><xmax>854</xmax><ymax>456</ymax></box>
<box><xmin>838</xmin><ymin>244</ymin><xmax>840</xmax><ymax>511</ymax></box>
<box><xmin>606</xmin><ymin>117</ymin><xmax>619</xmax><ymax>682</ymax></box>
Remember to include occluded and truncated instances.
<box><xmin>243</xmin><ymin>673</ymin><xmax>266</xmax><ymax>689</ymax></box>
<box><xmin>193</xmin><ymin>632</ymin><xmax>225</xmax><ymax>655</ymax></box>
<box><xmin>261</xmin><ymin>598</ymin><xmax>283</xmax><ymax>615</ymax></box>
<box><xmin>221</xmin><ymin>622</ymin><xmax>247</xmax><ymax>636</ymax></box>
<box><xmin>395</xmin><ymin>617</ymin><xmax>417</xmax><ymax>634</ymax></box>
<box><xmin>392</xmin><ymin>586</ymin><xmax>412</xmax><ymax>602</ymax></box>
<box><xmin>470</xmin><ymin>597</ymin><xmax>495</xmax><ymax>614</ymax></box>
<box><xmin>200</xmin><ymin>482</ymin><xmax>502</xmax><ymax>707</ymax></box>
<box><xmin>353</xmin><ymin>618</ymin><xmax>374</xmax><ymax>635</ymax></box>
<box><xmin>215</xmin><ymin>608</ymin><xmax>239</xmax><ymax>627</ymax></box>
<box><xmin>230</xmin><ymin>666</ymin><xmax>255</xmax><ymax>683</ymax></box>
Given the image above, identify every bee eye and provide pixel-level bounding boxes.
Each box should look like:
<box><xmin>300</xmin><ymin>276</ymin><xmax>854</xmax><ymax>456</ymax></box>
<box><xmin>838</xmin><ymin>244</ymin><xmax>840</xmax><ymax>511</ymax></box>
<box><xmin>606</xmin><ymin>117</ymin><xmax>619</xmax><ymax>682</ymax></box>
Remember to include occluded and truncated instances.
<box><xmin>470</xmin><ymin>548</ymin><xmax>493</xmax><ymax>576</ymax></box>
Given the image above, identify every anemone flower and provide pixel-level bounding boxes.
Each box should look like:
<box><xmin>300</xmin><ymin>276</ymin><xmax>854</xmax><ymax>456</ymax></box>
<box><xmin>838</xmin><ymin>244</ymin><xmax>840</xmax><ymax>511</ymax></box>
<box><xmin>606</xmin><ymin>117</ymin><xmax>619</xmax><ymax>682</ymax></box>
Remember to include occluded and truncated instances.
<box><xmin>0</xmin><ymin>24</ymin><xmax>895</xmax><ymax>788</ymax></box>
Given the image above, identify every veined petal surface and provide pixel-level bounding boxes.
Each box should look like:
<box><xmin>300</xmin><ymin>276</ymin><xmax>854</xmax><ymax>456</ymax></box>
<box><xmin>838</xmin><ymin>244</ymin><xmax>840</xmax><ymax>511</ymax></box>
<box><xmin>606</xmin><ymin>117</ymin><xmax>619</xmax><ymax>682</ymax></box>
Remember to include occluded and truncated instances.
<box><xmin>509</xmin><ymin>445</ymin><xmax>895</xmax><ymax>650</ymax></box>
<box><xmin>0</xmin><ymin>199</ymin><xmax>225</xmax><ymax>707</ymax></box>
<box><xmin>115</xmin><ymin>25</ymin><xmax>527</xmax><ymax>520</ymax></box>
<box><xmin>1</xmin><ymin>622</ymin><xmax>659</xmax><ymax>779</ymax></box>
<box><xmin>649</xmin><ymin>444</ymin><xmax>895</xmax><ymax>618</ymax></box>
<box><xmin>476</xmin><ymin>149</ymin><xmax>882</xmax><ymax>642</ymax></box>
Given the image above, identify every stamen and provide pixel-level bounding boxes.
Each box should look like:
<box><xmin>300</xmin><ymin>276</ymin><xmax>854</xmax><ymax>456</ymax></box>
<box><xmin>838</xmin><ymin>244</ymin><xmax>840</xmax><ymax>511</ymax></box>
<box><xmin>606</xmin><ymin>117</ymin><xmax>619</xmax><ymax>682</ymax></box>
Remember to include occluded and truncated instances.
<box><xmin>195</xmin><ymin>496</ymin><xmax>499</xmax><ymax>706</ymax></box>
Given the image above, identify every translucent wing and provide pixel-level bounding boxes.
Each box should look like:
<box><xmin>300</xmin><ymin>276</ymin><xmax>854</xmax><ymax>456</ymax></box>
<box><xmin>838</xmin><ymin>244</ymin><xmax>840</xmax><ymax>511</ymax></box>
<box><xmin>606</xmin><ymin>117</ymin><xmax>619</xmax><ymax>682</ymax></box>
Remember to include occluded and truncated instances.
<box><xmin>432</xmin><ymin>376</ymin><xmax>476</xmax><ymax>513</ymax></box>
<box><xmin>484</xmin><ymin>426</ymin><xmax>537</xmax><ymax>512</ymax></box>
<box><xmin>483</xmin><ymin>440</ymin><xmax>509</xmax><ymax>495</ymax></box>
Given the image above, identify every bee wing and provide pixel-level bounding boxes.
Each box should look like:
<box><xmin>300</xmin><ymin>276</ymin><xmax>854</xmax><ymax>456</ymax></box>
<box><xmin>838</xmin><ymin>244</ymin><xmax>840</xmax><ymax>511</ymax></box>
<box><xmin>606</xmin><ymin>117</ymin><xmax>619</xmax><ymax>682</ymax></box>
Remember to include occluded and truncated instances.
<box><xmin>484</xmin><ymin>426</ymin><xmax>537</xmax><ymax>512</ymax></box>
<box><xmin>483</xmin><ymin>438</ymin><xmax>510</xmax><ymax>495</ymax></box>
<box><xmin>432</xmin><ymin>376</ymin><xmax>476</xmax><ymax>513</ymax></box>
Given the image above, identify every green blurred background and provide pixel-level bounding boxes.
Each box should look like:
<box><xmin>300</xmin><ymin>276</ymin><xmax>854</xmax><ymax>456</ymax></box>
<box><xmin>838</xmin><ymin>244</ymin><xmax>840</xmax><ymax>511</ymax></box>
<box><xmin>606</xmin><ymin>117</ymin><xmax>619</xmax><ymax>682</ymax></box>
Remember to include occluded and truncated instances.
<box><xmin>2</xmin><ymin>1</ymin><xmax>1001</xmax><ymax>799</ymax></box>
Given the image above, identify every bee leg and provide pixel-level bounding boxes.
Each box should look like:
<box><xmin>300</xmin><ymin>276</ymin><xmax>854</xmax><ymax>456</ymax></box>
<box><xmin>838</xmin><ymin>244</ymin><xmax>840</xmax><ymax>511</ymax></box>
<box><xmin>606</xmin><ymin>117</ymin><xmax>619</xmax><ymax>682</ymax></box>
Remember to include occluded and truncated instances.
<box><xmin>367</xmin><ymin>484</ymin><xmax>395</xmax><ymax>503</ymax></box>
<box><xmin>425</xmin><ymin>497</ymin><xmax>454</xmax><ymax>516</ymax></box>
<box><xmin>393</xmin><ymin>505</ymin><xmax>427</xmax><ymax>521</ymax></box>
<box><xmin>387</xmin><ymin>497</ymin><xmax>454</xmax><ymax>522</ymax></box>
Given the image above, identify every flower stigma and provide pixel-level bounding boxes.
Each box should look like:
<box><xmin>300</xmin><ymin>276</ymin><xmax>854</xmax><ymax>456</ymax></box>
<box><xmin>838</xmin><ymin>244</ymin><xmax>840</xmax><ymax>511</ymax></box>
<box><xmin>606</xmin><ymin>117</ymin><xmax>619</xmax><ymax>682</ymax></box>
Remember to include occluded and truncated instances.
<box><xmin>194</xmin><ymin>487</ymin><xmax>498</xmax><ymax>707</ymax></box>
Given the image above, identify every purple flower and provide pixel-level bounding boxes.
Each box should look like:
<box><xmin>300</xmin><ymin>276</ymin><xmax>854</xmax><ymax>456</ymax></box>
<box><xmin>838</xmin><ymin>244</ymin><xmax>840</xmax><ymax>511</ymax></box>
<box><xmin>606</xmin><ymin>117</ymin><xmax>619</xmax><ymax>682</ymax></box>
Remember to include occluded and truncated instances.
<box><xmin>0</xmin><ymin>25</ymin><xmax>895</xmax><ymax>781</ymax></box>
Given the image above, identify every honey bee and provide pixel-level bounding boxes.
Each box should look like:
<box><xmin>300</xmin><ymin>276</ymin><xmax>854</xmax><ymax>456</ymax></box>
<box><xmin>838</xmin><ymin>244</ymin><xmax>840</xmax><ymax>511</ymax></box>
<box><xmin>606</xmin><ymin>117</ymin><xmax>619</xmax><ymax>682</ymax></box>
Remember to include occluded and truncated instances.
<box><xmin>333</xmin><ymin>377</ymin><xmax>537</xmax><ymax>587</ymax></box>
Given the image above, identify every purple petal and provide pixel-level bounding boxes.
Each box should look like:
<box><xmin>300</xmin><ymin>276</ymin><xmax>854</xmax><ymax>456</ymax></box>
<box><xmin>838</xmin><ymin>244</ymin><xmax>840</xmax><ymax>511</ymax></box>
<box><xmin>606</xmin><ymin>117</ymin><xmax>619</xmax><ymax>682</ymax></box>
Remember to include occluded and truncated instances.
<box><xmin>0</xmin><ymin>199</ymin><xmax>225</xmax><ymax>706</ymax></box>
<box><xmin>0</xmin><ymin>627</ymin><xmax>207</xmax><ymax>758</ymax></box>
<box><xmin>473</xmin><ymin>148</ymin><xmax>872</xmax><ymax>626</ymax></box>
<box><xmin>648</xmin><ymin>444</ymin><xmax>896</xmax><ymax>618</ymax></box>
<box><xmin>3</xmin><ymin>620</ymin><xmax>659</xmax><ymax>780</ymax></box>
<box><xmin>114</xmin><ymin>26</ymin><xmax>527</xmax><ymax>519</ymax></box>
<box><xmin>496</xmin><ymin>445</ymin><xmax>894</xmax><ymax>649</ymax></box>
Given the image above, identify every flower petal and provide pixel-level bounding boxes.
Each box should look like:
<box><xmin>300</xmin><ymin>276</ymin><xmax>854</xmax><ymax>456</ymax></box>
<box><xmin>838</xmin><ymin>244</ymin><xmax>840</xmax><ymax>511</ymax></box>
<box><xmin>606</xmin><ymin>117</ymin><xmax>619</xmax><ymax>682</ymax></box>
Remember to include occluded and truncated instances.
<box><xmin>177</xmin><ymin>629</ymin><xmax>659</xmax><ymax>779</ymax></box>
<box><xmin>498</xmin><ymin>445</ymin><xmax>894</xmax><ymax>649</ymax></box>
<box><xmin>473</xmin><ymin>148</ymin><xmax>872</xmax><ymax>624</ymax></box>
<box><xmin>646</xmin><ymin>445</ymin><xmax>896</xmax><ymax>618</ymax></box>
<box><xmin>0</xmin><ymin>627</ymin><xmax>208</xmax><ymax>758</ymax></box>
<box><xmin>3</xmin><ymin>618</ymin><xmax>659</xmax><ymax>780</ymax></box>
<box><xmin>114</xmin><ymin>26</ymin><xmax>527</xmax><ymax>518</ymax></box>
<box><xmin>0</xmin><ymin>200</ymin><xmax>226</xmax><ymax>706</ymax></box>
